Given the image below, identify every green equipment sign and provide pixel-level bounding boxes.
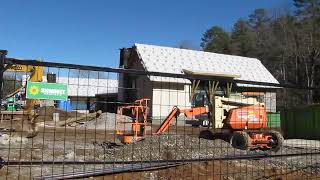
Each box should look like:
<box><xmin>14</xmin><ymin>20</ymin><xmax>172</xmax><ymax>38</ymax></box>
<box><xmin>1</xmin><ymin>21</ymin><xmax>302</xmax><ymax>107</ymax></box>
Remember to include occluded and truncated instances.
<box><xmin>26</xmin><ymin>81</ymin><xmax>68</xmax><ymax>101</ymax></box>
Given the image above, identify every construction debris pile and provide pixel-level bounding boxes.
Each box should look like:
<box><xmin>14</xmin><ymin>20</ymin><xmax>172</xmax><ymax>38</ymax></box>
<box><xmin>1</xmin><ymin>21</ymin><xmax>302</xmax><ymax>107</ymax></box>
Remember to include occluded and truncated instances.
<box><xmin>37</xmin><ymin>107</ymin><xmax>81</xmax><ymax>122</ymax></box>
<box><xmin>79</xmin><ymin>112</ymin><xmax>132</xmax><ymax>130</ymax></box>
<box><xmin>37</xmin><ymin>107</ymin><xmax>133</xmax><ymax>130</ymax></box>
<box><xmin>57</xmin><ymin>111</ymin><xmax>132</xmax><ymax>131</ymax></box>
<box><xmin>57</xmin><ymin>110</ymin><xmax>102</xmax><ymax>126</ymax></box>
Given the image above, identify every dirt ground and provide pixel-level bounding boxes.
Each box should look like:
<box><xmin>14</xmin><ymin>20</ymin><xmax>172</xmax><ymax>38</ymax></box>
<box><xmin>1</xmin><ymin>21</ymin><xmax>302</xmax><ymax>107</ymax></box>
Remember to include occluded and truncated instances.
<box><xmin>99</xmin><ymin>161</ymin><xmax>319</xmax><ymax>180</ymax></box>
<box><xmin>0</xmin><ymin>118</ymin><xmax>319</xmax><ymax>179</ymax></box>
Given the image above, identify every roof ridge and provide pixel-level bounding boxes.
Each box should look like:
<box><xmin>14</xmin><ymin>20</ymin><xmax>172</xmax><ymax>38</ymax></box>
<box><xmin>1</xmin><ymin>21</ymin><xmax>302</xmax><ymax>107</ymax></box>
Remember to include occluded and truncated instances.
<box><xmin>134</xmin><ymin>44</ymin><xmax>150</xmax><ymax>72</ymax></box>
<box><xmin>134</xmin><ymin>43</ymin><xmax>260</xmax><ymax>62</ymax></box>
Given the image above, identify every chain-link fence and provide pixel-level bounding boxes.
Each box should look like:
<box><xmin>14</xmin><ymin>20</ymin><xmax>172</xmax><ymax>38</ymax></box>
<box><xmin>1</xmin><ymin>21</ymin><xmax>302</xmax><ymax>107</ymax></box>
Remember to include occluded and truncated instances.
<box><xmin>0</xmin><ymin>53</ymin><xmax>319</xmax><ymax>179</ymax></box>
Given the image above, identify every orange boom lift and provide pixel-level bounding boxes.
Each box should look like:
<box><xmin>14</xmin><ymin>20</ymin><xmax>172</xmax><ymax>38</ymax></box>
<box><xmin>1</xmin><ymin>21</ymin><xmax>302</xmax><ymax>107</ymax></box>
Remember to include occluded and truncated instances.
<box><xmin>116</xmin><ymin>98</ymin><xmax>283</xmax><ymax>151</ymax></box>
<box><xmin>116</xmin><ymin>99</ymin><xmax>150</xmax><ymax>143</ymax></box>
<box><xmin>116</xmin><ymin>99</ymin><xmax>207</xmax><ymax>144</ymax></box>
<box><xmin>116</xmin><ymin>71</ymin><xmax>283</xmax><ymax>151</ymax></box>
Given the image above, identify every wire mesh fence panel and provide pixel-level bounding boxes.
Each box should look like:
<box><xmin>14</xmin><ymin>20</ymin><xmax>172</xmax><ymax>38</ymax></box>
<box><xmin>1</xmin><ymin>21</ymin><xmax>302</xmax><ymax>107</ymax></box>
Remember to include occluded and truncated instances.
<box><xmin>0</xmin><ymin>56</ymin><xmax>319</xmax><ymax>179</ymax></box>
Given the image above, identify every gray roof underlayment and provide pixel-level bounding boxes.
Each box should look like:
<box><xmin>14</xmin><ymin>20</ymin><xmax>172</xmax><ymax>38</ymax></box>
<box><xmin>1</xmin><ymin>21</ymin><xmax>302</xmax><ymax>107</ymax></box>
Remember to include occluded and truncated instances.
<box><xmin>134</xmin><ymin>43</ymin><xmax>279</xmax><ymax>87</ymax></box>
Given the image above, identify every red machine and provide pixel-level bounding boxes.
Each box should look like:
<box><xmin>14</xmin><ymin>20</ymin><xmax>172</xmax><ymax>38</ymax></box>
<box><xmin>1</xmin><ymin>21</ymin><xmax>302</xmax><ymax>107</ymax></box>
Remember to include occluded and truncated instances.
<box><xmin>154</xmin><ymin>104</ymin><xmax>283</xmax><ymax>151</ymax></box>
<box><xmin>116</xmin><ymin>99</ymin><xmax>283</xmax><ymax>151</ymax></box>
<box><xmin>116</xmin><ymin>99</ymin><xmax>207</xmax><ymax>144</ymax></box>
<box><xmin>225</xmin><ymin>104</ymin><xmax>283</xmax><ymax>151</ymax></box>
<box><xmin>116</xmin><ymin>99</ymin><xmax>149</xmax><ymax>144</ymax></box>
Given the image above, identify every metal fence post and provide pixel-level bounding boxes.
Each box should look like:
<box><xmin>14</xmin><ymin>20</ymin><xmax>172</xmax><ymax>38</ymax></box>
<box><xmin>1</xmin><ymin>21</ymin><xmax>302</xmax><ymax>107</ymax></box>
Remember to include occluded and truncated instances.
<box><xmin>0</xmin><ymin>50</ymin><xmax>7</xmax><ymax>111</ymax></box>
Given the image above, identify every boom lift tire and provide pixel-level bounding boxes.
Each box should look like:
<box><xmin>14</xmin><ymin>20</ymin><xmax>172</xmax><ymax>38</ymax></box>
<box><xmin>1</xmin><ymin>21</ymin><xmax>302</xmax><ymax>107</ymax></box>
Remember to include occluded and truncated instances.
<box><xmin>231</xmin><ymin>131</ymin><xmax>251</xmax><ymax>150</ymax></box>
<box><xmin>199</xmin><ymin>130</ymin><xmax>214</xmax><ymax>140</ymax></box>
<box><xmin>268</xmin><ymin>130</ymin><xmax>284</xmax><ymax>152</ymax></box>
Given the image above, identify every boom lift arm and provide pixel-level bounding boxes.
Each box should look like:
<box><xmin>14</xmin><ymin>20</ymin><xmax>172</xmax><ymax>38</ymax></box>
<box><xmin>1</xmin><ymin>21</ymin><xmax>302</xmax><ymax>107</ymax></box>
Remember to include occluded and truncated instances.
<box><xmin>154</xmin><ymin>106</ymin><xmax>208</xmax><ymax>135</ymax></box>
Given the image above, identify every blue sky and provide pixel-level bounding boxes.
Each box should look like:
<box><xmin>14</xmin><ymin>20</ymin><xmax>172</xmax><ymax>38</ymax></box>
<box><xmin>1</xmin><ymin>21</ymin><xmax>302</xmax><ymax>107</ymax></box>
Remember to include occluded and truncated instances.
<box><xmin>1</xmin><ymin>0</ymin><xmax>292</xmax><ymax>67</ymax></box>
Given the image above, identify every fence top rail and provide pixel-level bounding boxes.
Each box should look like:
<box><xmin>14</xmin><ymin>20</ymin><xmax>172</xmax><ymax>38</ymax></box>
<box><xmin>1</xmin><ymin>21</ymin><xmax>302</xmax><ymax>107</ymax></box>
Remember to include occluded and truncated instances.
<box><xmin>4</xmin><ymin>58</ymin><xmax>320</xmax><ymax>90</ymax></box>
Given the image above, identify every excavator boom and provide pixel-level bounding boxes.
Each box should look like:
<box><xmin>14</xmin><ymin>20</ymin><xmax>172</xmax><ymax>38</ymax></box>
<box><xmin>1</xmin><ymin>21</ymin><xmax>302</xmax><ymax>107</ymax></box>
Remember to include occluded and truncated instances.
<box><xmin>6</xmin><ymin>64</ymin><xmax>34</xmax><ymax>72</ymax></box>
<box><xmin>3</xmin><ymin>58</ymin><xmax>44</xmax><ymax>138</ymax></box>
<box><xmin>5</xmin><ymin>64</ymin><xmax>44</xmax><ymax>98</ymax></box>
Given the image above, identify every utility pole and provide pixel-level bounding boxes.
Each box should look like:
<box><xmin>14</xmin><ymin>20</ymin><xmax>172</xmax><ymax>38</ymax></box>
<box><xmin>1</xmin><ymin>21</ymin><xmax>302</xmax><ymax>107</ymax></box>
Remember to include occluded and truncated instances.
<box><xmin>0</xmin><ymin>50</ymin><xmax>7</xmax><ymax>111</ymax></box>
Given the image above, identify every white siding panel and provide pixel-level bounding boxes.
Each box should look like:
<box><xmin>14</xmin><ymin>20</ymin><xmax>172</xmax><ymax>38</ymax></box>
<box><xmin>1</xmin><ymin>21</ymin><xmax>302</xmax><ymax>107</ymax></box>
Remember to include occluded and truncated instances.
<box><xmin>152</xmin><ymin>84</ymin><xmax>191</xmax><ymax>118</ymax></box>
